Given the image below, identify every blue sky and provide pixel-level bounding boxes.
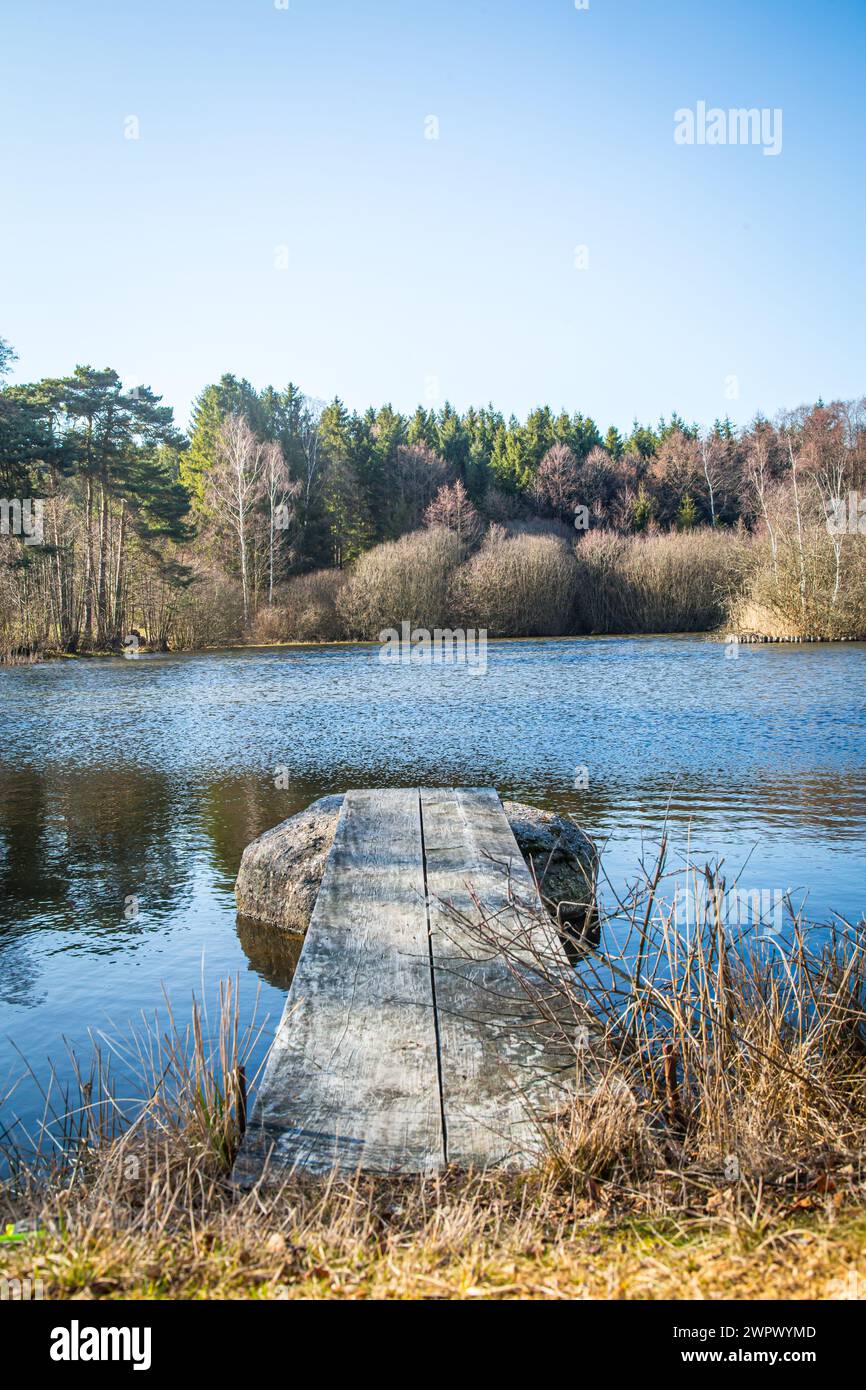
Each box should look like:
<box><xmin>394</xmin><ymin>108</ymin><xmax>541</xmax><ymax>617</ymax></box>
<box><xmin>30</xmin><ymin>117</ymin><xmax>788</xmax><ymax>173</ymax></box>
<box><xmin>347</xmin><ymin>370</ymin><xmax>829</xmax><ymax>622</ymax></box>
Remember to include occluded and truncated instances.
<box><xmin>1</xmin><ymin>0</ymin><xmax>864</xmax><ymax>431</ymax></box>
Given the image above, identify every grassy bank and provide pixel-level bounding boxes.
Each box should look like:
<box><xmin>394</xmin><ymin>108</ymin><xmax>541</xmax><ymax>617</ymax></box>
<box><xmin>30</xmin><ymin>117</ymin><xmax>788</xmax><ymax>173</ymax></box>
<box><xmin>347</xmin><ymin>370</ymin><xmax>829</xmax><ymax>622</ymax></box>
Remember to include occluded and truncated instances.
<box><xmin>3</xmin><ymin>1169</ymin><xmax>865</xmax><ymax>1300</ymax></box>
<box><xmin>3</xmin><ymin>859</ymin><xmax>866</xmax><ymax>1300</ymax></box>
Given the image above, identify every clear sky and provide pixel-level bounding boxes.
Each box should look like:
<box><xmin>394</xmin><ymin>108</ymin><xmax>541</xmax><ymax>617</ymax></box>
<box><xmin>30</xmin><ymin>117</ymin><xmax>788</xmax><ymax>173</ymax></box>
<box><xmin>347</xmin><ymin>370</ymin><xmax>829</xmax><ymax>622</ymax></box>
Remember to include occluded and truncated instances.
<box><xmin>2</xmin><ymin>0</ymin><xmax>864</xmax><ymax>432</ymax></box>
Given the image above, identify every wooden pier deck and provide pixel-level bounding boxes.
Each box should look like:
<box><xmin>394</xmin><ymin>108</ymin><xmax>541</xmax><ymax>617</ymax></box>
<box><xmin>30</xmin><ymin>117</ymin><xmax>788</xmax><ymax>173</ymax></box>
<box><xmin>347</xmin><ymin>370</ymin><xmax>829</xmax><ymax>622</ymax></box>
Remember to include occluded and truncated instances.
<box><xmin>233</xmin><ymin>788</ymin><xmax>574</xmax><ymax>1181</ymax></box>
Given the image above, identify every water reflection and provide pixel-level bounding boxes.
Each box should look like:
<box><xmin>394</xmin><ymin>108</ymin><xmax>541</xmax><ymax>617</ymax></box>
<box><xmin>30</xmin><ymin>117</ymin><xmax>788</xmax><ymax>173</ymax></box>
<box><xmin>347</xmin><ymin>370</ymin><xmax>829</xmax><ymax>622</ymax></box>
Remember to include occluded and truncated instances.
<box><xmin>0</xmin><ymin>766</ymin><xmax>192</xmax><ymax>948</ymax></box>
<box><xmin>235</xmin><ymin>917</ymin><xmax>305</xmax><ymax>992</ymax></box>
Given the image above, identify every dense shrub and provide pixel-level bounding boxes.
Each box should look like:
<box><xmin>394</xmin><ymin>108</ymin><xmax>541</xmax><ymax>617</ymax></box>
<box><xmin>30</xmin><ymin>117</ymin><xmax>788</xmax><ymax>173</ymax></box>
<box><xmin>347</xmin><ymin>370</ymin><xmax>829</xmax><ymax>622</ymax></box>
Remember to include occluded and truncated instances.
<box><xmin>454</xmin><ymin>531</ymin><xmax>578</xmax><ymax>636</ymax></box>
<box><xmin>247</xmin><ymin>604</ymin><xmax>287</xmax><ymax>644</ymax></box>
<box><xmin>574</xmin><ymin>529</ymin><xmax>750</xmax><ymax>634</ymax></box>
<box><xmin>157</xmin><ymin>521</ymin><xmax>866</xmax><ymax>649</ymax></box>
<box><xmin>282</xmin><ymin>569</ymin><xmax>347</xmax><ymax>641</ymax></box>
<box><xmin>570</xmin><ymin>531</ymin><xmax>629</xmax><ymax>633</ymax></box>
<box><xmin>248</xmin><ymin>570</ymin><xmax>348</xmax><ymax>643</ymax></box>
<box><xmin>172</xmin><ymin>575</ymin><xmax>245</xmax><ymax>649</ymax></box>
<box><xmin>734</xmin><ymin>526</ymin><xmax>866</xmax><ymax>639</ymax></box>
<box><xmin>338</xmin><ymin>528</ymin><xmax>462</xmax><ymax>638</ymax></box>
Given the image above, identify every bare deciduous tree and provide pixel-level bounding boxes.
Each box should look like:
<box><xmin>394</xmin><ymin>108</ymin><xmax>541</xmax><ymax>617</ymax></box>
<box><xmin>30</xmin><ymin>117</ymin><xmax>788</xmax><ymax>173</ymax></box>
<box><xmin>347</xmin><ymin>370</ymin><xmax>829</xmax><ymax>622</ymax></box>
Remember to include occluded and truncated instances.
<box><xmin>263</xmin><ymin>441</ymin><xmax>299</xmax><ymax>604</ymax></box>
<box><xmin>648</xmin><ymin>430</ymin><xmax>702</xmax><ymax>526</ymax></box>
<box><xmin>205</xmin><ymin>414</ymin><xmax>267</xmax><ymax>622</ymax></box>
<box><xmin>745</xmin><ymin>427</ymin><xmax>780</xmax><ymax>585</ymax></box>
<box><xmin>529</xmin><ymin>442</ymin><xmax>581</xmax><ymax>519</ymax></box>
<box><xmin>423</xmin><ymin>478</ymin><xmax>482</xmax><ymax>546</ymax></box>
<box><xmin>780</xmin><ymin>416</ymin><xmax>809</xmax><ymax>622</ymax></box>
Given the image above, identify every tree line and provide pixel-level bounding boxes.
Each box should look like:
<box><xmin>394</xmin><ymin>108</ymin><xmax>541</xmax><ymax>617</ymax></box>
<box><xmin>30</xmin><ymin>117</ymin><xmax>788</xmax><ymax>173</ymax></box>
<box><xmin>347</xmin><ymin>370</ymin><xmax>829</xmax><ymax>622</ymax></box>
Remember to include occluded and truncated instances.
<box><xmin>1</xmin><ymin>331</ymin><xmax>864</xmax><ymax>655</ymax></box>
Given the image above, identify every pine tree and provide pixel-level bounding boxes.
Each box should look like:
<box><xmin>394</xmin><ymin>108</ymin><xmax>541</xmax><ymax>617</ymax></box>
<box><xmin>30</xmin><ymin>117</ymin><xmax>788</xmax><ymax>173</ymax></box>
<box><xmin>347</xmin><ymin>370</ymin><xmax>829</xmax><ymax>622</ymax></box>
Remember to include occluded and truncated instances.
<box><xmin>604</xmin><ymin>425</ymin><xmax>624</xmax><ymax>460</ymax></box>
<box><xmin>633</xmin><ymin>483</ymin><xmax>654</xmax><ymax>531</ymax></box>
<box><xmin>676</xmin><ymin>492</ymin><xmax>698</xmax><ymax>530</ymax></box>
<box><xmin>182</xmin><ymin>384</ymin><xmax>222</xmax><ymax>504</ymax></box>
<box><xmin>407</xmin><ymin>406</ymin><xmax>435</xmax><ymax>447</ymax></box>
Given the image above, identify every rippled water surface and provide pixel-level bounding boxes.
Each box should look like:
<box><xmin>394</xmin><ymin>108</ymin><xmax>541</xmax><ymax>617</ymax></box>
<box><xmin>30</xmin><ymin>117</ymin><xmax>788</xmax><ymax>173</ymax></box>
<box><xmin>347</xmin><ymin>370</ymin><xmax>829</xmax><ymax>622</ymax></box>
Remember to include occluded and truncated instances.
<box><xmin>1</xmin><ymin>637</ymin><xmax>865</xmax><ymax>1137</ymax></box>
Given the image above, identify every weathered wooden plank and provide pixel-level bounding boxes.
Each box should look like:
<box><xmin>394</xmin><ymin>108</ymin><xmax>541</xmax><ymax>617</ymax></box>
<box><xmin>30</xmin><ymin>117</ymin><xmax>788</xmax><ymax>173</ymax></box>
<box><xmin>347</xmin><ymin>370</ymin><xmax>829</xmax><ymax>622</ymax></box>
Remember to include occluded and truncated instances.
<box><xmin>421</xmin><ymin>786</ymin><xmax>574</xmax><ymax>1169</ymax></box>
<box><xmin>234</xmin><ymin>788</ymin><xmax>444</xmax><ymax>1181</ymax></box>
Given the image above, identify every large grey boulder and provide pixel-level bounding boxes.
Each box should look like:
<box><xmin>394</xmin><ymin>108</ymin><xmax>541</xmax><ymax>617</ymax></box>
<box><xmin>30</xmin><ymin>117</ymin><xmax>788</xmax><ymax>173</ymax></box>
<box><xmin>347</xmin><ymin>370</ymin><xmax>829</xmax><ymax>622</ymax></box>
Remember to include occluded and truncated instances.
<box><xmin>500</xmin><ymin>799</ymin><xmax>597</xmax><ymax>948</ymax></box>
<box><xmin>235</xmin><ymin>794</ymin><xmax>345</xmax><ymax>935</ymax></box>
<box><xmin>235</xmin><ymin>793</ymin><xmax>597</xmax><ymax>947</ymax></box>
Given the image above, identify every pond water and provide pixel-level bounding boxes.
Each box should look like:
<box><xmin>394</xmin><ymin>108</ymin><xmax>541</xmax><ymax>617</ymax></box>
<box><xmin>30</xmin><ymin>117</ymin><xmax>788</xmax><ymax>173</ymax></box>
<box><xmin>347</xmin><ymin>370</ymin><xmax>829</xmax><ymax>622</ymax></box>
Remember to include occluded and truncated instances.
<box><xmin>1</xmin><ymin>636</ymin><xmax>865</xmax><ymax>1141</ymax></box>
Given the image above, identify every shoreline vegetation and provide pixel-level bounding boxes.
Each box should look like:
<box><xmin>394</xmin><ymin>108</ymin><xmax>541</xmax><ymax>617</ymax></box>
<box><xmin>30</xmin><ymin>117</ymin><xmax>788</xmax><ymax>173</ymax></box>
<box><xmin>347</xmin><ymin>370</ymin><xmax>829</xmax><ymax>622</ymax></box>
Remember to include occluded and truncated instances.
<box><xmin>1</xmin><ymin>336</ymin><xmax>865</xmax><ymax>663</ymax></box>
<box><xmin>3</xmin><ymin>861</ymin><xmax>866</xmax><ymax>1300</ymax></box>
<box><xmin>8</xmin><ymin>626</ymin><xmax>864</xmax><ymax>668</ymax></box>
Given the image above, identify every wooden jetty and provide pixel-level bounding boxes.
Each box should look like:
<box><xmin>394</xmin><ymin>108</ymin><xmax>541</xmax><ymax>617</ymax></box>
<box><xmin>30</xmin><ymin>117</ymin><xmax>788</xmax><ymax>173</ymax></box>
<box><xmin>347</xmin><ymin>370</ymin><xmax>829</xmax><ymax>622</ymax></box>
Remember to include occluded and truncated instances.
<box><xmin>233</xmin><ymin>787</ymin><xmax>574</xmax><ymax>1181</ymax></box>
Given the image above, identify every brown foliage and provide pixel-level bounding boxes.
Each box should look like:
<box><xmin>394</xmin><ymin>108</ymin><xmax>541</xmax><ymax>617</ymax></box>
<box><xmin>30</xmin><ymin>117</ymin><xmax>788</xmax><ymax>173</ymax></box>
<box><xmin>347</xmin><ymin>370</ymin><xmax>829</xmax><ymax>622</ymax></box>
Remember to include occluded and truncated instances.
<box><xmin>529</xmin><ymin>442</ymin><xmax>581</xmax><ymax>519</ymax></box>
<box><xmin>574</xmin><ymin>528</ymin><xmax>750</xmax><ymax>633</ymax></box>
<box><xmin>246</xmin><ymin>572</ymin><xmax>347</xmax><ymax>644</ymax></box>
<box><xmin>647</xmin><ymin>429</ymin><xmax>702</xmax><ymax>526</ymax></box>
<box><xmin>454</xmin><ymin>531</ymin><xmax>578</xmax><ymax>636</ymax></box>
<box><xmin>392</xmin><ymin>443</ymin><xmax>451</xmax><ymax>533</ymax></box>
<box><xmin>338</xmin><ymin>528</ymin><xmax>463</xmax><ymax>638</ymax></box>
<box><xmin>423</xmin><ymin>478</ymin><xmax>482</xmax><ymax>546</ymax></box>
